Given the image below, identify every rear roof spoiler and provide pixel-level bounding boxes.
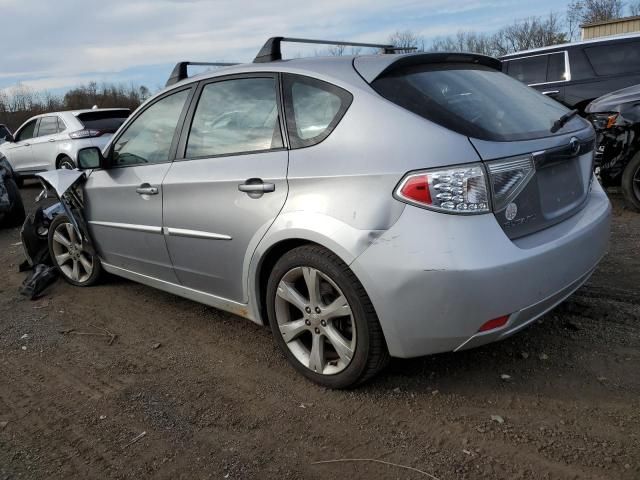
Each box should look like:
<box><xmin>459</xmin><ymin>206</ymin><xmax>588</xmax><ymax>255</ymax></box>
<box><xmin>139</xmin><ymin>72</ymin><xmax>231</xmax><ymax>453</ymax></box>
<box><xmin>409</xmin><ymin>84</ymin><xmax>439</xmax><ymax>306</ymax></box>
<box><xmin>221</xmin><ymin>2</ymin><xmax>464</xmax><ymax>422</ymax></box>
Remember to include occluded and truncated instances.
<box><xmin>166</xmin><ymin>61</ymin><xmax>240</xmax><ymax>86</ymax></box>
<box><xmin>253</xmin><ymin>37</ymin><xmax>416</xmax><ymax>63</ymax></box>
<box><xmin>354</xmin><ymin>52</ymin><xmax>503</xmax><ymax>83</ymax></box>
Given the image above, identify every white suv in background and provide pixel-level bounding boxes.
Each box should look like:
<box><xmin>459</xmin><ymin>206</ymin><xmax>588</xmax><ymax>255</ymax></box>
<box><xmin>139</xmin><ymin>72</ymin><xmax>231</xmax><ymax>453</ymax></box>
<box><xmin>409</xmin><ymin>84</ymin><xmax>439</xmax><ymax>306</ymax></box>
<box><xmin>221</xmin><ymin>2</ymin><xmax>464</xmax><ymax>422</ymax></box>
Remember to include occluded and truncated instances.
<box><xmin>0</xmin><ymin>108</ymin><xmax>129</xmax><ymax>183</ymax></box>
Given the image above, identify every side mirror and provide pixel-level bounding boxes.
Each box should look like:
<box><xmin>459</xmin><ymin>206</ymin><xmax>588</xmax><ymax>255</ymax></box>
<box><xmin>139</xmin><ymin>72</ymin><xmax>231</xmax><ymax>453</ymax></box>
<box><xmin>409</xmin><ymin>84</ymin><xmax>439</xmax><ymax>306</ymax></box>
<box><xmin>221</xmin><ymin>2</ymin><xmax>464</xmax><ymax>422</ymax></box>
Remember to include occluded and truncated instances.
<box><xmin>77</xmin><ymin>146</ymin><xmax>104</xmax><ymax>170</ymax></box>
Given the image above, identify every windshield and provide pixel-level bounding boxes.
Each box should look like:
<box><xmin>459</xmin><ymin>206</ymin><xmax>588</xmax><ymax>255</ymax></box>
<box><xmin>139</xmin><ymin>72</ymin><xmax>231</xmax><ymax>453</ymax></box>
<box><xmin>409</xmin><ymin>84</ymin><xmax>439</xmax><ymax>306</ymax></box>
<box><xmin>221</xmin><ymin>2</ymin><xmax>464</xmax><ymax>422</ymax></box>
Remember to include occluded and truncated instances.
<box><xmin>372</xmin><ymin>64</ymin><xmax>584</xmax><ymax>141</ymax></box>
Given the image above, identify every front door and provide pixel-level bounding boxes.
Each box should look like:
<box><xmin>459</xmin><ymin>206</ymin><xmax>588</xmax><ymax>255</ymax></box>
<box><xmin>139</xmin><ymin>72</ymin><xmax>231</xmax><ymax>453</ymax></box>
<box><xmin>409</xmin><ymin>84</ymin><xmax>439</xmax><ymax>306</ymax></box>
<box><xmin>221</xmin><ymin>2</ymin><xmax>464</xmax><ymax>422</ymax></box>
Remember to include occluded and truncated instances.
<box><xmin>84</xmin><ymin>87</ymin><xmax>194</xmax><ymax>282</ymax></box>
<box><xmin>162</xmin><ymin>75</ymin><xmax>289</xmax><ymax>302</ymax></box>
<box><xmin>5</xmin><ymin>119</ymin><xmax>37</xmax><ymax>173</ymax></box>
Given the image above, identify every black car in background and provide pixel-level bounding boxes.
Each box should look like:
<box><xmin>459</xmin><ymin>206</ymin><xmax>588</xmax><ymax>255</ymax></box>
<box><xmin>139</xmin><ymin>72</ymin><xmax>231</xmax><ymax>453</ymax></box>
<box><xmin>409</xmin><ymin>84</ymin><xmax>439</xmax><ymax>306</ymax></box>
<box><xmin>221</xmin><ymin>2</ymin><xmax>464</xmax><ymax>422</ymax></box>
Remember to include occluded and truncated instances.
<box><xmin>586</xmin><ymin>84</ymin><xmax>640</xmax><ymax>211</ymax></box>
<box><xmin>501</xmin><ymin>33</ymin><xmax>640</xmax><ymax>112</ymax></box>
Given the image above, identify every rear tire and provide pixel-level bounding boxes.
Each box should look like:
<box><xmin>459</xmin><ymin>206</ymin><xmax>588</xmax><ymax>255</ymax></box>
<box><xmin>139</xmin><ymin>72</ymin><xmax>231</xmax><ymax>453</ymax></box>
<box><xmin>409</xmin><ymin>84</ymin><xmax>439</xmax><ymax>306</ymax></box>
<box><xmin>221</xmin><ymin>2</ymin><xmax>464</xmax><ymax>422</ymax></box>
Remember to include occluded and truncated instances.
<box><xmin>57</xmin><ymin>156</ymin><xmax>76</xmax><ymax>170</ymax></box>
<box><xmin>48</xmin><ymin>214</ymin><xmax>101</xmax><ymax>286</ymax></box>
<box><xmin>621</xmin><ymin>151</ymin><xmax>640</xmax><ymax>212</ymax></box>
<box><xmin>0</xmin><ymin>177</ymin><xmax>26</xmax><ymax>227</ymax></box>
<box><xmin>266</xmin><ymin>245</ymin><xmax>389</xmax><ymax>389</ymax></box>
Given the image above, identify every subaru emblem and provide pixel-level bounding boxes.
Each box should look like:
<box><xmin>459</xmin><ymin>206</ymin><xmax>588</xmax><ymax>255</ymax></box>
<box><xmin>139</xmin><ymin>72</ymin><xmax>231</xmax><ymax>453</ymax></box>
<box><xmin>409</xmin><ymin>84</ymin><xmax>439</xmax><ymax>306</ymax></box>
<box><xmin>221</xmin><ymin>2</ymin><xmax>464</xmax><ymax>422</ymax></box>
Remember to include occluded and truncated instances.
<box><xmin>505</xmin><ymin>202</ymin><xmax>518</xmax><ymax>221</ymax></box>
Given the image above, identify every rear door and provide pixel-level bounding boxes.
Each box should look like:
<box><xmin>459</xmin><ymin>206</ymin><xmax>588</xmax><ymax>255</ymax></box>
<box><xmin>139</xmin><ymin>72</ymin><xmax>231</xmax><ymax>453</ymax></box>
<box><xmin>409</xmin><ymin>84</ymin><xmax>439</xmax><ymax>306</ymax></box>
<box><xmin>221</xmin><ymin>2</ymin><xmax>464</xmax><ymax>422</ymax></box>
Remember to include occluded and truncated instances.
<box><xmin>83</xmin><ymin>87</ymin><xmax>194</xmax><ymax>282</ymax></box>
<box><xmin>503</xmin><ymin>52</ymin><xmax>567</xmax><ymax>104</ymax></box>
<box><xmin>30</xmin><ymin>116</ymin><xmax>61</xmax><ymax>170</ymax></box>
<box><xmin>162</xmin><ymin>74</ymin><xmax>288</xmax><ymax>302</ymax></box>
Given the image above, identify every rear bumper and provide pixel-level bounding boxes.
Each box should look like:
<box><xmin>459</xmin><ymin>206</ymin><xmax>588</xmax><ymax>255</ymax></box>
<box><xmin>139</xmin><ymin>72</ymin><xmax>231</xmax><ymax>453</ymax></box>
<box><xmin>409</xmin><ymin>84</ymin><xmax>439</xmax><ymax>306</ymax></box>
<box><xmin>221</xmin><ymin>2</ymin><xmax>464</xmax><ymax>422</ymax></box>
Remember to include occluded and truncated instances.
<box><xmin>350</xmin><ymin>180</ymin><xmax>611</xmax><ymax>358</ymax></box>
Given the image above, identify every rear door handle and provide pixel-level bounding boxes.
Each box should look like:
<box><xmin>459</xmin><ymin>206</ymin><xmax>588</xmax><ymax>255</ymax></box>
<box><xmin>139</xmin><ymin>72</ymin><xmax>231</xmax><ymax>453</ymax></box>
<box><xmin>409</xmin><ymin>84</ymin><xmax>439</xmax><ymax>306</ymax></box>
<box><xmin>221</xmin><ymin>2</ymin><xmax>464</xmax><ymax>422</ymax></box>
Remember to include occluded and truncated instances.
<box><xmin>48</xmin><ymin>138</ymin><xmax>55</xmax><ymax>142</ymax></box>
<box><xmin>542</xmin><ymin>90</ymin><xmax>560</xmax><ymax>96</ymax></box>
<box><xmin>136</xmin><ymin>183</ymin><xmax>159</xmax><ymax>195</ymax></box>
<box><xmin>238</xmin><ymin>179</ymin><xmax>275</xmax><ymax>194</ymax></box>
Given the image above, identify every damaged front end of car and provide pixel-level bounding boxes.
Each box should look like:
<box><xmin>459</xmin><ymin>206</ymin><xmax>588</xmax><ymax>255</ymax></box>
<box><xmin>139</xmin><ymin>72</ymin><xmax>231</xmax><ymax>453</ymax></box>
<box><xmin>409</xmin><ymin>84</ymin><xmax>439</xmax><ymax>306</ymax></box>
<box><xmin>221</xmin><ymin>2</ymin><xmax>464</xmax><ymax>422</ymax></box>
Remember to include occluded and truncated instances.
<box><xmin>19</xmin><ymin>170</ymin><xmax>92</xmax><ymax>298</ymax></box>
<box><xmin>586</xmin><ymin>85</ymin><xmax>640</xmax><ymax>210</ymax></box>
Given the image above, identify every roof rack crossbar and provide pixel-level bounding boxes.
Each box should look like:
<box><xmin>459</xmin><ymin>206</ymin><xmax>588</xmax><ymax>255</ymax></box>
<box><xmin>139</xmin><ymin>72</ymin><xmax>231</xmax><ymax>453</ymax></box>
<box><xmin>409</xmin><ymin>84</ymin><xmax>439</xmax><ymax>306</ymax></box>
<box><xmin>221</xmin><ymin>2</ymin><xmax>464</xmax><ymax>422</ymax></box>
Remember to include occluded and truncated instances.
<box><xmin>166</xmin><ymin>61</ymin><xmax>240</xmax><ymax>86</ymax></box>
<box><xmin>253</xmin><ymin>37</ymin><xmax>416</xmax><ymax>63</ymax></box>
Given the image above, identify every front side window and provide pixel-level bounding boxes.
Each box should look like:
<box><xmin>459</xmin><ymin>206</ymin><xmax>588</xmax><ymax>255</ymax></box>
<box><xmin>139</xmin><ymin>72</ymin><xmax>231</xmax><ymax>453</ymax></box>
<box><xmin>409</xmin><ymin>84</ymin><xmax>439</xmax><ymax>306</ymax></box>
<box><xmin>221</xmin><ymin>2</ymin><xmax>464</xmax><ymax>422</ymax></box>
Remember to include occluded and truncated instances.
<box><xmin>505</xmin><ymin>55</ymin><xmax>547</xmax><ymax>84</ymax></box>
<box><xmin>373</xmin><ymin>64</ymin><xmax>579</xmax><ymax>142</ymax></box>
<box><xmin>15</xmin><ymin>120</ymin><xmax>37</xmax><ymax>142</ymax></box>
<box><xmin>584</xmin><ymin>42</ymin><xmax>640</xmax><ymax>76</ymax></box>
<box><xmin>37</xmin><ymin>116</ymin><xmax>59</xmax><ymax>137</ymax></box>
<box><xmin>283</xmin><ymin>74</ymin><xmax>352</xmax><ymax>148</ymax></box>
<box><xmin>112</xmin><ymin>89</ymin><xmax>189</xmax><ymax>167</ymax></box>
<box><xmin>186</xmin><ymin>77</ymin><xmax>282</xmax><ymax>158</ymax></box>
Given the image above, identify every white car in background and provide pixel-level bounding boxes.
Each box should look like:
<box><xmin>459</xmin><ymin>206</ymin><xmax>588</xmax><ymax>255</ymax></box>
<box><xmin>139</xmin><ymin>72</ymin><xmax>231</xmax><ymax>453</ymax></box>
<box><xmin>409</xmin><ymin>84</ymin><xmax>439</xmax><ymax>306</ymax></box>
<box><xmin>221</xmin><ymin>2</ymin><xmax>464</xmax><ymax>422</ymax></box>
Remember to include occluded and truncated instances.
<box><xmin>0</xmin><ymin>108</ymin><xmax>129</xmax><ymax>184</ymax></box>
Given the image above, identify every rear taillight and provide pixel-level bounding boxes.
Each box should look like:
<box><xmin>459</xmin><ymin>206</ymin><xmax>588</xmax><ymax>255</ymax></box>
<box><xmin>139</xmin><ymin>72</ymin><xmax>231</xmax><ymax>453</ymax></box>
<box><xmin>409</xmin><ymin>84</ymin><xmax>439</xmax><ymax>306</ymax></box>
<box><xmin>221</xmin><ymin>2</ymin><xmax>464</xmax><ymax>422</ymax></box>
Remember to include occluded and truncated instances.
<box><xmin>395</xmin><ymin>163</ymin><xmax>489</xmax><ymax>214</ymax></box>
<box><xmin>487</xmin><ymin>156</ymin><xmax>535</xmax><ymax>211</ymax></box>
<box><xmin>69</xmin><ymin>129</ymin><xmax>102</xmax><ymax>139</ymax></box>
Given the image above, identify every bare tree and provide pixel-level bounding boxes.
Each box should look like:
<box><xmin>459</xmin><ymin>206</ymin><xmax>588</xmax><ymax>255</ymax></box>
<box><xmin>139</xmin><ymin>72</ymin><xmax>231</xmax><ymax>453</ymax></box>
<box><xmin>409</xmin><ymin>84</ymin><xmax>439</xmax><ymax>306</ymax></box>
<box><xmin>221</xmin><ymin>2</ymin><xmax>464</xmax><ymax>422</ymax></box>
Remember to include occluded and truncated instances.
<box><xmin>629</xmin><ymin>0</ymin><xmax>640</xmax><ymax>15</ymax></box>
<box><xmin>327</xmin><ymin>44</ymin><xmax>346</xmax><ymax>56</ymax></box>
<box><xmin>388</xmin><ymin>30</ymin><xmax>423</xmax><ymax>52</ymax></box>
<box><xmin>431</xmin><ymin>14</ymin><xmax>566</xmax><ymax>57</ymax></box>
<box><xmin>567</xmin><ymin>0</ymin><xmax>624</xmax><ymax>26</ymax></box>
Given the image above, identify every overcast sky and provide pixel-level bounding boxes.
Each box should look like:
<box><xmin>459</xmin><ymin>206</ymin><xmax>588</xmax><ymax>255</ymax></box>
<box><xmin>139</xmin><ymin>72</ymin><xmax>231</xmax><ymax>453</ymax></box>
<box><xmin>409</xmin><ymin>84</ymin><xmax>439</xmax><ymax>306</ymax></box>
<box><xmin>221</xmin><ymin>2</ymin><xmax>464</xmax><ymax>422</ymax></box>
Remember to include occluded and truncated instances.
<box><xmin>1</xmin><ymin>0</ymin><xmax>571</xmax><ymax>94</ymax></box>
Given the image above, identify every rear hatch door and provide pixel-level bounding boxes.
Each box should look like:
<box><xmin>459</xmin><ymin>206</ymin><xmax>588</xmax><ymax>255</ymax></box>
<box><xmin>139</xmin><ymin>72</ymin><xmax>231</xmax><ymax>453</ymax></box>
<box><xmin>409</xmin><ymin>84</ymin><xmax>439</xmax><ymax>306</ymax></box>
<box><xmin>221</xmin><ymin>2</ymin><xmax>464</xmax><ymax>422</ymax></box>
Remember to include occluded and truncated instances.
<box><xmin>365</xmin><ymin>54</ymin><xmax>595</xmax><ymax>239</ymax></box>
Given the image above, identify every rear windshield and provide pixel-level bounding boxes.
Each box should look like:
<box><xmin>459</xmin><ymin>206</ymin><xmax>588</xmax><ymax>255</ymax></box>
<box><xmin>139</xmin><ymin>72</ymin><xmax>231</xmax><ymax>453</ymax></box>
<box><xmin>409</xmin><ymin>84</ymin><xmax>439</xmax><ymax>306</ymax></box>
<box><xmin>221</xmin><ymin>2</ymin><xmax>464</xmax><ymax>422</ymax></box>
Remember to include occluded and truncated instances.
<box><xmin>77</xmin><ymin>110</ymin><xmax>130</xmax><ymax>132</ymax></box>
<box><xmin>372</xmin><ymin>64</ymin><xmax>582</xmax><ymax>142</ymax></box>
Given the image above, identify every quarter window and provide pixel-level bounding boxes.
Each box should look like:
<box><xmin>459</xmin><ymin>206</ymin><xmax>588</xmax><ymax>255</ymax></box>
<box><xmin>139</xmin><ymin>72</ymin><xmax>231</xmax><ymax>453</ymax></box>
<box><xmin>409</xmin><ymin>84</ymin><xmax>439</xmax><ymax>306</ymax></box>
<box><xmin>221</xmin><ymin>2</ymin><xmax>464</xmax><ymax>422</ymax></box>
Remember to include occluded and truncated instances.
<box><xmin>112</xmin><ymin>89</ymin><xmax>190</xmax><ymax>167</ymax></box>
<box><xmin>186</xmin><ymin>77</ymin><xmax>283</xmax><ymax>158</ymax></box>
<box><xmin>57</xmin><ymin>117</ymin><xmax>67</xmax><ymax>133</ymax></box>
<box><xmin>546</xmin><ymin>53</ymin><xmax>567</xmax><ymax>82</ymax></box>
<box><xmin>283</xmin><ymin>74</ymin><xmax>352</xmax><ymax>148</ymax></box>
<box><xmin>584</xmin><ymin>43</ymin><xmax>640</xmax><ymax>76</ymax></box>
<box><xmin>15</xmin><ymin>120</ymin><xmax>37</xmax><ymax>142</ymax></box>
<box><xmin>38</xmin><ymin>116</ymin><xmax>59</xmax><ymax>137</ymax></box>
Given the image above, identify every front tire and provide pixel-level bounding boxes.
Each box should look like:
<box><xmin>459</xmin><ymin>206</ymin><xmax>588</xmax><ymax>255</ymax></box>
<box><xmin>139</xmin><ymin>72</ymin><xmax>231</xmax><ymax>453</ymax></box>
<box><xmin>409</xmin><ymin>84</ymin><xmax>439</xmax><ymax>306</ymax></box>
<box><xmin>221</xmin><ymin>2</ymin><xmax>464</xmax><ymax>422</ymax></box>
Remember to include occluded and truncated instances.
<box><xmin>48</xmin><ymin>214</ymin><xmax>101</xmax><ymax>286</ymax></box>
<box><xmin>621</xmin><ymin>151</ymin><xmax>640</xmax><ymax>212</ymax></box>
<box><xmin>266</xmin><ymin>245</ymin><xmax>389</xmax><ymax>389</ymax></box>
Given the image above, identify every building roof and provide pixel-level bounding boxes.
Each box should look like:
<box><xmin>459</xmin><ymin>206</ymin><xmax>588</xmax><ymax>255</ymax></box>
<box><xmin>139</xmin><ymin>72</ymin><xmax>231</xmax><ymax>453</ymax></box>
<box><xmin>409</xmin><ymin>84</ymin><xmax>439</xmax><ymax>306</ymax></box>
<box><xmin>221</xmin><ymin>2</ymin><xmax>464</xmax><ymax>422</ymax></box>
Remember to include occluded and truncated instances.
<box><xmin>581</xmin><ymin>15</ymin><xmax>640</xmax><ymax>28</ymax></box>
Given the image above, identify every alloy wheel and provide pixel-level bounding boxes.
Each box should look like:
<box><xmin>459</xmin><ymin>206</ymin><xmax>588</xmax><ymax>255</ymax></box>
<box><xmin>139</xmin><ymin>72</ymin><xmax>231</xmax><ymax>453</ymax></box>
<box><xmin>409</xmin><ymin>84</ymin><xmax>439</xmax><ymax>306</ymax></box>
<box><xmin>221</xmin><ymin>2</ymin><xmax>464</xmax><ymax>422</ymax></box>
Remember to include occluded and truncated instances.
<box><xmin>274</xmin><ymin>266</ymin><xmax>356</xmax><ymax>375</ymax></box>
<box><xmin>51</xmin><ymin>222</ymin><xmax>93</xmax><ymax>283</ymax></box>
<box><xmin>634</xmin><ymin>164</ymin><xmax>640</xmax><ymax>202</ymax></box>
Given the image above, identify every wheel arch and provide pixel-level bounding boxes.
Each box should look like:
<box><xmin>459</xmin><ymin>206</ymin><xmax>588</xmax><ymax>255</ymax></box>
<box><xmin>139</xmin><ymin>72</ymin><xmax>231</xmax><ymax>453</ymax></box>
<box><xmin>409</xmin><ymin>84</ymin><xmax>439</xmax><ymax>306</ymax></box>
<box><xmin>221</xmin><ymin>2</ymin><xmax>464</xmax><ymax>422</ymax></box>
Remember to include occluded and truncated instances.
<box><xmin>55</xmin><ymin>153</ymin><xmax>73</xmax><ymax>169</ymax></box>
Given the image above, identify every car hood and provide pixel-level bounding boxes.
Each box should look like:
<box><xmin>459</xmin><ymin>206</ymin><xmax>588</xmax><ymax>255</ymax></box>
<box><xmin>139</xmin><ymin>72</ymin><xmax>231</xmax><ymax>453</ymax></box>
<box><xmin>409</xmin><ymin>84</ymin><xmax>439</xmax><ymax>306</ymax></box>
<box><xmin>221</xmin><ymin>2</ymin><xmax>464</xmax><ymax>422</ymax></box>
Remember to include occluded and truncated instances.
<box><xmin>36</xmin><ymin>169</ymin><xmax>85</xmax><ymax>197</ymax></box>
<box><xmin>586</xmin><ymin>84</ymin><xmax>640</xmax><ymax>114</ymax></box>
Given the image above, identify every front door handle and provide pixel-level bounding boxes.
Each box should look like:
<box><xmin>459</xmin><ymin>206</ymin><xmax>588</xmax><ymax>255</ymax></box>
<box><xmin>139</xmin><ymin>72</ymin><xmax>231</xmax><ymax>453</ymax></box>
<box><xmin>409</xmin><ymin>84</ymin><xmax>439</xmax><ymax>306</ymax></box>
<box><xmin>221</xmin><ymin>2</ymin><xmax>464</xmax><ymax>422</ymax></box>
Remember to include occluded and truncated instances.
<box><xmin>238</xmin><ymin>179</ymin><xmax>275</xmax><ymax>194</ymax></box>
<box><xmin>542</xmin><ymin>90</ymin><xmax>560</xmax><ymax>96</ymax></box>
<box><xmin>136</xmin><ymin>183</ymin><xmax>159</xmax><ymax>195</ymax></box>
<box><xmin>48</xmin><ymin>138</ymin><xmax>56</xmax><ymax>142</ymax></box>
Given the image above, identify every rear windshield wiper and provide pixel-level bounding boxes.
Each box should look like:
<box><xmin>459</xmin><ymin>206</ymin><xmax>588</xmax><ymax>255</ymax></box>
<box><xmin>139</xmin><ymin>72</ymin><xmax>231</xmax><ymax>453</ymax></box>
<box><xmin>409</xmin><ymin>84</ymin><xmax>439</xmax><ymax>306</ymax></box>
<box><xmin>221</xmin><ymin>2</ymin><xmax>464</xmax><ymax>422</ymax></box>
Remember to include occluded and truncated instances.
<box><xmin>550</xmin><ymin>109</ymin><xmax>579</xmax><ymax>133</ymax></box>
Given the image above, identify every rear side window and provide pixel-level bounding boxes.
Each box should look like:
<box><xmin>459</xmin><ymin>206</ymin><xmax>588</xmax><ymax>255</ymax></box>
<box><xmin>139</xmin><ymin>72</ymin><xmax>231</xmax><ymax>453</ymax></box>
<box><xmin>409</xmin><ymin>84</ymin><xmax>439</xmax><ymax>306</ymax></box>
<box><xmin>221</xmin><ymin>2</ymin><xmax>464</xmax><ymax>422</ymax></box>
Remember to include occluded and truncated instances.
<box><xmin>37</xmin><ymin>116</ymin><xmax>59</xmax><ymax>137</ymax></box>
<box><xmin>505</xmin><ymin>55</ymin><xmax>547</xmax><ymax>84</ymax></box>
<box><xmin>283</xmin><ymin>74</ymin><xmax>352</xmax><ymax>148</ymax></box>
<box><xmin>372</xmin><ymin>64</ymin><xmax>578</xmax><ymax>142</ymax></box>
<box><xmin>77</xmin><ymin>110</ymin><xmax>130</xmax><ymax>133</ymax></box>
<box><xmin>186</xmin><ymin>77</ymin><xmax>282</xmax><ymax>158</ymax></box>
<box><xmin>546</xmin><ymin>53</ymin><xmax>567</xmax><ymax>82</ymax></box>
<box><xmin>584</xmin><ymin>43</ymin><xmax>640</xmax><ymax>75</ymax></box>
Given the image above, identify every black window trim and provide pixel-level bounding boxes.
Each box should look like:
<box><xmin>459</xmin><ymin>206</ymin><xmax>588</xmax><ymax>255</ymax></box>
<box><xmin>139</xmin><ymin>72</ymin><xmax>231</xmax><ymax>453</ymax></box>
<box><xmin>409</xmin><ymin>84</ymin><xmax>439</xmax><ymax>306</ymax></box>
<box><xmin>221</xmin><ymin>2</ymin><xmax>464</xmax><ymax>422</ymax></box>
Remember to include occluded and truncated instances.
<box><xmin>57</xmin><ymin>116</ymin><xmax>67</xmax><ymax>133</ymax></box>
<box><xmin>502</xmin><ymin>50</ymin><xmax>571</xmax><ymax>86</ymax></box>
<box><xmin>175</xmin><ymin>72</ymin><xmax>288</xmax><ymax>162</ymax></box>
<box><xmin>282</xmin><ymin>73</ymin><xmax>353</xmax><ymax>150</ymax></box>
<box><xmin>103</xmin><ymin>84</ymin><xmax>197</xmax><ymax>170</ymax></box>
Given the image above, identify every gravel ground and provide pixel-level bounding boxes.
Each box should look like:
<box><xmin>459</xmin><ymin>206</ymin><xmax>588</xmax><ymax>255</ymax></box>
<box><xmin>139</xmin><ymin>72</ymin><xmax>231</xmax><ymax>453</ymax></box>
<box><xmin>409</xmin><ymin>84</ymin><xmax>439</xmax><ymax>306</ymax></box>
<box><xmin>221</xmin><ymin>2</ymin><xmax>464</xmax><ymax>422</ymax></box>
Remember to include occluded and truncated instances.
<box><xmin>0</xmin><ymin>183</ymin><xmax>638</xmax><ymax>480</ymax></box>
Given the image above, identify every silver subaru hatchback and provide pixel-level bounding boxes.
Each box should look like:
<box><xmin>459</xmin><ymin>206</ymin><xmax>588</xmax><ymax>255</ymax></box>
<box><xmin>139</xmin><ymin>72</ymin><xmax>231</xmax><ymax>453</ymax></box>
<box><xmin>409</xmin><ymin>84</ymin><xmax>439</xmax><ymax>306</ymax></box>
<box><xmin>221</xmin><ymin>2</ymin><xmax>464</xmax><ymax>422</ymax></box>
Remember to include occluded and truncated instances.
<box><xmin>43</xmin><ymin>38</ymin><xmax>611</xmax><ymax>388</ymax></box>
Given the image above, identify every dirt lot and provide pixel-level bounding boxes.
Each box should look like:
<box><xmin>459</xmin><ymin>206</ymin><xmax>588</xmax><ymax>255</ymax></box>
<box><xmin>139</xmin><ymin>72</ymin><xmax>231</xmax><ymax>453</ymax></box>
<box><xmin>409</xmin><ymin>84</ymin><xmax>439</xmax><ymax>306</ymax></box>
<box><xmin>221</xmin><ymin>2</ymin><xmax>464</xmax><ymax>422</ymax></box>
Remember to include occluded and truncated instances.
<box><xmin>0</xmin><ymin>183</ymin><xmax>638</xmax><ymax>480</ymax></box>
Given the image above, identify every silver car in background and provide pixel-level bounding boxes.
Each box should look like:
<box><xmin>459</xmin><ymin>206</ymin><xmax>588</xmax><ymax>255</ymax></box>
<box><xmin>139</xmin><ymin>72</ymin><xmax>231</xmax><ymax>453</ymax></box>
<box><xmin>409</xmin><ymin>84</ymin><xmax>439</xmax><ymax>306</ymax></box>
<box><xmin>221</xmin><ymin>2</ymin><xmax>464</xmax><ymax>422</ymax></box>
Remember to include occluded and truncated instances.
<box><xmin>0</xmin><ymin>108</ymin><xmax>129</xmax><ymax>181</ymax></box>
<box><xmin>43</xmin><ymin>38</ymin><xmax>611</xmax><ymax>388</ymax></box>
